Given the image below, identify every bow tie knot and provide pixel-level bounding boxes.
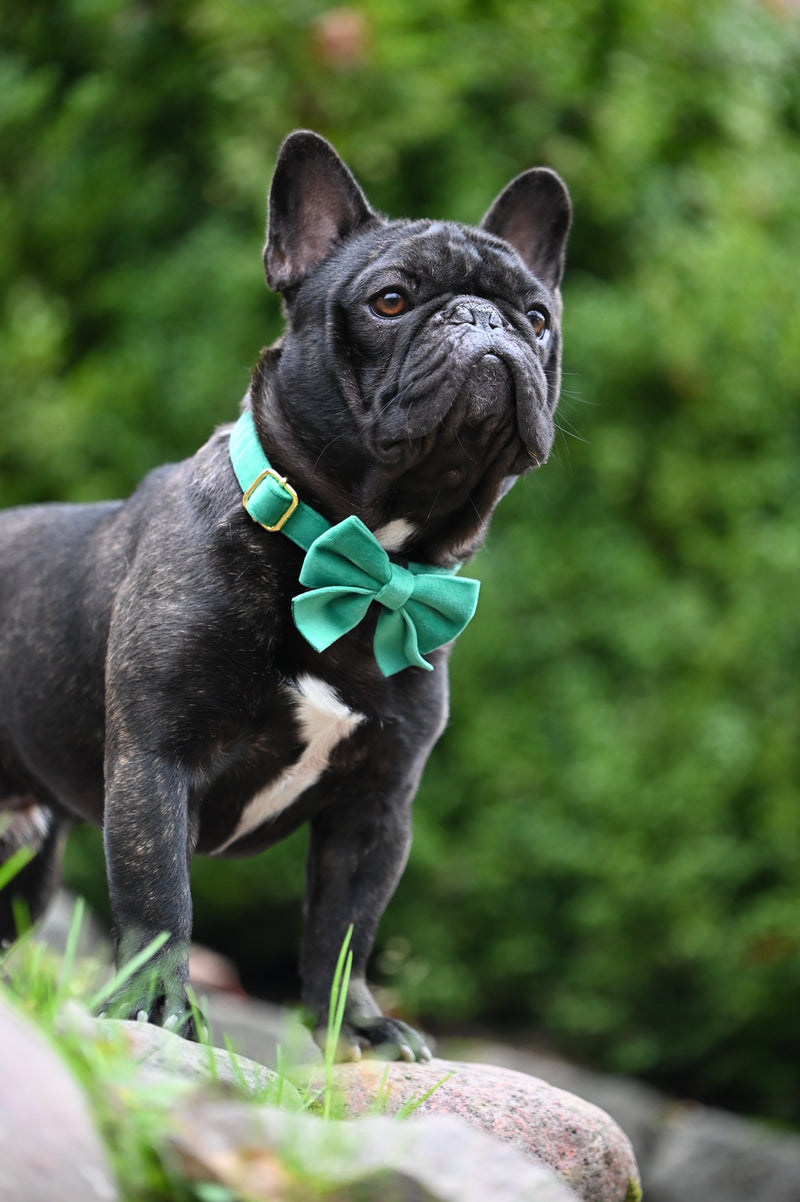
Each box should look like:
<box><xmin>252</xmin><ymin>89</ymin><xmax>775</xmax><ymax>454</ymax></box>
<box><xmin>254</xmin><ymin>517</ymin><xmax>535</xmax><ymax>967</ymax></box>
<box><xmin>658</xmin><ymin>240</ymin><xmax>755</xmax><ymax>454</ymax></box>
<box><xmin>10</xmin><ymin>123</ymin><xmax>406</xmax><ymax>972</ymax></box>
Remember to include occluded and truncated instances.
<box><xmin>290</xmin><ymin>515</ymin><xmax>480</xmax><ymax>676</ymax></box>
<box><xmin>374</xmin><ymin>566</ymin><xmax>415</xmax><ymax>612</ymax></box>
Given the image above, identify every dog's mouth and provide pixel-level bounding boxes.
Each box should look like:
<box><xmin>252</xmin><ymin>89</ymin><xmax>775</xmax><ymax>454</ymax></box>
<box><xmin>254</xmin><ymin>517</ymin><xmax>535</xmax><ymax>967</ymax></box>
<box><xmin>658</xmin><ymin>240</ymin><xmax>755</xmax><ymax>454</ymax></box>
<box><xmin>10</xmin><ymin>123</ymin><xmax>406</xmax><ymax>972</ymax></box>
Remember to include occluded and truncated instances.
<box><xmin>462</xmin><ymin>352</ymin><xmax>514</xmax><ymax>426</ymax></box>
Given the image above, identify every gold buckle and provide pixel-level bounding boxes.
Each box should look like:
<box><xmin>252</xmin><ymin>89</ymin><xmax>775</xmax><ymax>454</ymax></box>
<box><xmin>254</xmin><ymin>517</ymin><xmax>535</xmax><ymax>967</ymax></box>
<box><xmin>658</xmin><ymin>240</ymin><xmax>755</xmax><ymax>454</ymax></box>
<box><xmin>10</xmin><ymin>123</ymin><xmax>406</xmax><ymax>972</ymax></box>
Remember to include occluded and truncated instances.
<box><xmin>242</xmin><ymin>468</ymin><xmax>299</xmax><ymax>531</ymax></box>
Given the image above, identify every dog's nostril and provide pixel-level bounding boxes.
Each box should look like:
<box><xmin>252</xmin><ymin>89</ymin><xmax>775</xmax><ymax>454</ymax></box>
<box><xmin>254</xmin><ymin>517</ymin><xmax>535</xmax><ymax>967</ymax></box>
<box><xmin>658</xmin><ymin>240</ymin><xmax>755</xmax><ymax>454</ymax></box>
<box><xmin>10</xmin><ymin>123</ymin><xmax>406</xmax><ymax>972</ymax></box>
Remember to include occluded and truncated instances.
<box><xmin>450</xmin><ymin>301</ymin><xmax>504</xmax><ymax>330</ymax></box>
<box><xmin>477</xmin><ymin>305</ymin><xmax>503</xmax><ymax>329</ymax></box>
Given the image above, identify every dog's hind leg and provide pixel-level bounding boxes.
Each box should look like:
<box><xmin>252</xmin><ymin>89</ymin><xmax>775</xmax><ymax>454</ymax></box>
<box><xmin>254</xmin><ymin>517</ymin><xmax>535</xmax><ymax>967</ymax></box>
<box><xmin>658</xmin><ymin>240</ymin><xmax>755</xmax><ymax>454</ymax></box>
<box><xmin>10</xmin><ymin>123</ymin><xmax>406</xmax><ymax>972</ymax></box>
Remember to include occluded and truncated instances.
<box><xmin>0</xmin><ymin>797</ymin><xmax>67</xmax><ymax>946</ymax></box>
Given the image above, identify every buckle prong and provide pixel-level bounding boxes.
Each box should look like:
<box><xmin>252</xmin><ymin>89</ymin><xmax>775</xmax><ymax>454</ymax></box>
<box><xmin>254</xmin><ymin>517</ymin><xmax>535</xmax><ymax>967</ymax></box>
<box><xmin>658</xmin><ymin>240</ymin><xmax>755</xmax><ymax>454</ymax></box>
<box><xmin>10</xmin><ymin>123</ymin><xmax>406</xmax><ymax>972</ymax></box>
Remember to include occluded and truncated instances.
<box><xmin>242</xmin><ymin>468</ymin><xmax>299</xmax><ymax>531</ymax></box>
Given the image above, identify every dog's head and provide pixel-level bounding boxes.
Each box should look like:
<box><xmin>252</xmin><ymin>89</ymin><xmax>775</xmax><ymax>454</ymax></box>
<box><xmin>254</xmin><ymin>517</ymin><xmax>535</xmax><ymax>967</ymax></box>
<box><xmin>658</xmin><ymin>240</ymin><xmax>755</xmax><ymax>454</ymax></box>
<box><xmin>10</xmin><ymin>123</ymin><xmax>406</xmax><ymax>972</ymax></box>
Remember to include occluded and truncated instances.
<box><xmin>252</xmin><ymin>131</ymin><xmax>571</xmax><ymax>564</ymax></box>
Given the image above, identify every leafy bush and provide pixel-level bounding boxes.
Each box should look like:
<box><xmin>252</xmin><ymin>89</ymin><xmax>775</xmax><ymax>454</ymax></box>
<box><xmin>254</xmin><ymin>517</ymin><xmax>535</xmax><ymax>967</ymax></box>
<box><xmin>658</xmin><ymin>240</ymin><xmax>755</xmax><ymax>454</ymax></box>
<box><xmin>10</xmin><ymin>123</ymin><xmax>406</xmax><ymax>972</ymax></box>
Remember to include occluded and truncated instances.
<box><xmin>3</xmin><ymin>0</ymin><xmax>800</xmax><ymax>1123</ymax></box>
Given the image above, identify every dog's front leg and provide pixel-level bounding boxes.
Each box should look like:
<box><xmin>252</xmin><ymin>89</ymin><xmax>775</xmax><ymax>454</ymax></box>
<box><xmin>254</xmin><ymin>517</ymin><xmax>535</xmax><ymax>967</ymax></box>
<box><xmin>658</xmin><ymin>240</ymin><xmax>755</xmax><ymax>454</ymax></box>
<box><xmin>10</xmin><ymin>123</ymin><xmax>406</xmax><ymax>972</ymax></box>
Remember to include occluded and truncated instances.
<box><xmin>301</xmin><ymin>784</ymin><xmax>433</xmax><ymax>1063</ymax></box>
<box><xmin>102</xmin><ymin>750</ymin><xmax>199</xmax><ymax>1036</ymax></box>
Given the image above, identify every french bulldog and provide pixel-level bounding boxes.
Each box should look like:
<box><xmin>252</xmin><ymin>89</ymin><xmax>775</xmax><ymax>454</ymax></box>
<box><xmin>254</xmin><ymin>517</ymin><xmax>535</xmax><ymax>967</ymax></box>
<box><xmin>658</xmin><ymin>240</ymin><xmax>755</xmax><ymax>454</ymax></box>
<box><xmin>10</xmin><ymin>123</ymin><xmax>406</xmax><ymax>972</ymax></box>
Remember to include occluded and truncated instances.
<box><xmin>0</xmin><ymin>131</ymin><xmax>570</xmax><ymax>1060</ymax></box>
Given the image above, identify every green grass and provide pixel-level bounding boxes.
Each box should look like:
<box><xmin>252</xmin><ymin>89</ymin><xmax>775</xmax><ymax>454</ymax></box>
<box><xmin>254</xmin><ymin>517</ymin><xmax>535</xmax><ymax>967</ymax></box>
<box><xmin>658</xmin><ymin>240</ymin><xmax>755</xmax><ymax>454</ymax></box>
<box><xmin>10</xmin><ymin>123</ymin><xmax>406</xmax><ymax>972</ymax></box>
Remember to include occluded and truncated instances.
<box><xmin>2</xmin><ymin>899</ymin><xmax>202</xmax><ymax>1198</ymax></box>
<box><xmin>321</xmin><ymin>922</ymin><xmax>354</xmax><ymax>1120</ymax></box>
<box><xmin>0</xmin><ymin>881</ymin><xmax>452</xmax><ymax>1200</ymax></box>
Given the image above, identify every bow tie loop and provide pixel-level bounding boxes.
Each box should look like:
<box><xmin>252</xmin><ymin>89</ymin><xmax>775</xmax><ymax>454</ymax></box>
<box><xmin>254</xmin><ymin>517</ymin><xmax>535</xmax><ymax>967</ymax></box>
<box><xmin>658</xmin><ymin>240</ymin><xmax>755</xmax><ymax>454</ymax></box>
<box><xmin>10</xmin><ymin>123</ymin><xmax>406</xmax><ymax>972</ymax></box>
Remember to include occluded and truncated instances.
<box><xmin>374</xmin><ymin>566</ymin><xmax>415</xmax><ymax>612</ymax></box>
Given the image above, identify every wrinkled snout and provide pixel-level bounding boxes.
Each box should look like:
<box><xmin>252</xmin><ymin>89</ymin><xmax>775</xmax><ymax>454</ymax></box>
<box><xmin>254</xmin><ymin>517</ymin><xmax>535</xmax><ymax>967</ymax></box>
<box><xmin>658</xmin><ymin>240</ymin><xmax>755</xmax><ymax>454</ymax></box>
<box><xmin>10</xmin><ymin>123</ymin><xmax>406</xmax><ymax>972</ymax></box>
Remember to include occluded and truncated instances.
<box><xmin>442</xmin><ymin>297</ymin><xmax>553</xmax><ymax>465</ymax></box>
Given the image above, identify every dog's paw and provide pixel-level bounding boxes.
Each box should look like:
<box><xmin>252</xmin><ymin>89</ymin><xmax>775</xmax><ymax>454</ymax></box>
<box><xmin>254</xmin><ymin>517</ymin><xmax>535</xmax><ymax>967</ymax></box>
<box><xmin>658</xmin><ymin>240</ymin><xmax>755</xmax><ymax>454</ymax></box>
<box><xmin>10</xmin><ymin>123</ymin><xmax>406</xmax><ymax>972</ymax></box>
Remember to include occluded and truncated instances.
<box><xmin>100</xmin><ymin>987</ymin><xmax>205</xmax><ymax>1042</ymax></box>
<box><xmin>320</xmin><ymin>1015</ymin><xmax>434</xmax><ymax>1063</ymax></box>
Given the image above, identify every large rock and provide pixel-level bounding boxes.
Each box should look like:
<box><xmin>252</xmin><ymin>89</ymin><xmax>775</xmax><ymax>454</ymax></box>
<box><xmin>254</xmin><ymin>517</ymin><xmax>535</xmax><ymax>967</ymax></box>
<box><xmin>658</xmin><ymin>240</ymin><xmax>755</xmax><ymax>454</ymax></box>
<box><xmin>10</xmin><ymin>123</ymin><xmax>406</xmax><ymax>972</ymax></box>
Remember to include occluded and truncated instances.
<box><xmin>459</xmin><ymin>1038</ymin><xmax>800</xmax><ymax>1201</ymax></box>
<box><xmin>645</xmin><ymin>1102</ymin><xmax>800</xmax><ymax>1202</ymax></box>
<box><xmin>319</xmin><ymin>1057</ymin><xmax>641</xmax><ymax>1202</ymax></box>
<box><xmin>93</xmin><ymin>1014</ymin><xmax>640</xmax><ymax>1199</ymax></box>
<box><xmin>456</xmin><ymin>1040</ymin><xmax>665</xmax><ymax>1171</ymax></box>
<box><xmin>83</xmin><ymin>1011</ymin><xmax>302</xmax><ymax>1106</ymax></box>
<box><xmin>0</xmin><ymin>994</ymin><xmax>117</xmax><ymax>1202</ymax></box>
<box><xmin>114</xmin><ymin>1016</ymin><xmax>638</xmax><ymax>1199</ymax></box>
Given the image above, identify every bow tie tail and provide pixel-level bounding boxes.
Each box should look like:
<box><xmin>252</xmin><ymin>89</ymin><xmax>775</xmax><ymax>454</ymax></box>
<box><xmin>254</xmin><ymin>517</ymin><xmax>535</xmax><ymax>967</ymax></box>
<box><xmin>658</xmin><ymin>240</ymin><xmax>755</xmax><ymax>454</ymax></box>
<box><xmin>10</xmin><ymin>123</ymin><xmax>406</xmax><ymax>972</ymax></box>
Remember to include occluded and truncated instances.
<box><xmin>374</xmin><ymin>608</ymin><xmax>434</xmax><ymax>676</ymax></box>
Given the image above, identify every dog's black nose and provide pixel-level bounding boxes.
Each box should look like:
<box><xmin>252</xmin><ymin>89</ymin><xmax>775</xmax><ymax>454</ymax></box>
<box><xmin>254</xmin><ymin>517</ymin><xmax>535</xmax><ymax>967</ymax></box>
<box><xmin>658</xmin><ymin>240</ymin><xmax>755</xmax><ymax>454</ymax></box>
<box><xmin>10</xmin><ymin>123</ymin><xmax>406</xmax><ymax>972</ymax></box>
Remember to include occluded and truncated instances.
<box><xmin>450</xmin><ymin>300</ymin><xmax>504</xmax><ymax>330</ymax></box>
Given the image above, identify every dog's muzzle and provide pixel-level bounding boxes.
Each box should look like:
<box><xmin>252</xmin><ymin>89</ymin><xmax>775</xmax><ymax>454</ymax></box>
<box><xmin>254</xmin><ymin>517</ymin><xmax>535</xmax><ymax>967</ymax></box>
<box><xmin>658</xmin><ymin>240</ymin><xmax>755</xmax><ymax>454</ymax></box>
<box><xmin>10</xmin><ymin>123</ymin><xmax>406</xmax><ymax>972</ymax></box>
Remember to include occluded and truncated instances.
<box><xmin>371</xmin><ymin>297</ymin><xmax>552</xmax><ymax>466</ymax></box>
<box><xmin>445</xmin><ymin>300</ymin><xmax>551</xmax><ymax>461</ymax></box>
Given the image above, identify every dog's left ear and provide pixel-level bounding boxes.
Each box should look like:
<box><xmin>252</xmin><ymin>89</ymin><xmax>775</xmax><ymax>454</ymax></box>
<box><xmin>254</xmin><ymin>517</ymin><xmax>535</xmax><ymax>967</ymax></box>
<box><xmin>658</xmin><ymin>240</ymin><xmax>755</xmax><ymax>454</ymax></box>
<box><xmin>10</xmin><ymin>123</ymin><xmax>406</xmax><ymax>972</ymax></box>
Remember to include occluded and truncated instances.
<box><xmin>264</xmin><ymin>130</ymin><xmax>375</xmax><ymax>293</ymax></box>
<box><xmin>481</xmin><ymin>168</ymin><xmax>572</xmax><ymax>291</ymax></box>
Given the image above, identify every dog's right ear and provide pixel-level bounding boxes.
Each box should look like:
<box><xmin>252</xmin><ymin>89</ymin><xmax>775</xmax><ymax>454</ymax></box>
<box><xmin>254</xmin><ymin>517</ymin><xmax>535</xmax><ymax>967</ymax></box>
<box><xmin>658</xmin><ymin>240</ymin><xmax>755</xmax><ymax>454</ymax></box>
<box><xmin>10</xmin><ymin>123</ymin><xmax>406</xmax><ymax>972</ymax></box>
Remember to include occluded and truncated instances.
<box><xmin>481</xmin><ymin>167</ymin><xmax>572</xmax><ymax>292</ymax></box>
<box><xmin>264</xmin><ymin>131</ymin><xmax>375</xmax><ymax>293</ymax></box>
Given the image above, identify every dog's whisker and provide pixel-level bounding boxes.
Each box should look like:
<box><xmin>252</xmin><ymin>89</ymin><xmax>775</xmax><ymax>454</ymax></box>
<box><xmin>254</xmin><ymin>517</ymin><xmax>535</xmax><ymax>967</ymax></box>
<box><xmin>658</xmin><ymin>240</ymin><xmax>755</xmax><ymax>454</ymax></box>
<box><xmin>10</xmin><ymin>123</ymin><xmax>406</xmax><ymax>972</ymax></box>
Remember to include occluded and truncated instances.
<box><xmin>310</xmin><ymin>432</ymin><xmax>349</xmax><ymax>476</ymax></box>
<box><xmin>553</xmin><ymin>415</ymin><xmax>588</xmax><ymax>444</ymax></box>
<box><xmin>424</xmin><ymin>481</ymin><xmax>446</xmax><ymax>524</ymax></box>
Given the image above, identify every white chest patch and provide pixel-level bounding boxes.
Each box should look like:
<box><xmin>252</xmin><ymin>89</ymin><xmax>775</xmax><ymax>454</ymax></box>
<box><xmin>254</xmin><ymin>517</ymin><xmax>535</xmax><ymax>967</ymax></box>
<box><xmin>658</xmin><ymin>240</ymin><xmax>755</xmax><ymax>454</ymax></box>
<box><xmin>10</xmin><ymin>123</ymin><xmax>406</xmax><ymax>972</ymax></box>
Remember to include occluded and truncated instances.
<box><xmin>374</xmin><ymin>518</ymin><xmax>417</xmax><ymax>553</ymax></box>
<box><xmin>213</xmin><ymin>675</ymin><xmax>365</xmax><ymax>853</ymax></box>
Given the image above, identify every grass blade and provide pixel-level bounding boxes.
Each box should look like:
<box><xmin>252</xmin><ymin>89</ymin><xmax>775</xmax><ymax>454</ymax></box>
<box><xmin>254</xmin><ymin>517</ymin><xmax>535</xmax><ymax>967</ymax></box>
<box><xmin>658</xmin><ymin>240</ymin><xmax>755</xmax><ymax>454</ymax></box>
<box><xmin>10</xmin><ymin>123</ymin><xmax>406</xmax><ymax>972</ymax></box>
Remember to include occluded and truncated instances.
<box><xmin>56</xmin><ymin>896</ymin><xmax>86</xmax><ymax>1002</ymax></box>
<box><xmin>326</xmin><ymin>923</ymin><xmax>354</xmax><ymax>1056</ymax></box>
<box><xmin>273</xmin><ymin>1043</ymin><xmax>286</xmax><ymax>1110</ymax></box>
<box><xmin>0</xmin><ymin>845</ymin><xmax>35</xmax><ymax>894</ymax></box>
<box><xmin>323</xmin><ymin>924</ymin><xmax>353</xmax><ymax>1121</ymax></box>
<box><xmin>370</xmin><ymin>1063</ymin><xmax>393</xmax><ymax>1114</ymax></box>
<box><xmin>89</xmin><ymin>930</ymin><xmax>170</xmax><ymax>1012</ymax></box>
<box><xmin>396</xmin><ymin>1071</ymin><xmax>454</xmax><ymax>1118</ymax></box>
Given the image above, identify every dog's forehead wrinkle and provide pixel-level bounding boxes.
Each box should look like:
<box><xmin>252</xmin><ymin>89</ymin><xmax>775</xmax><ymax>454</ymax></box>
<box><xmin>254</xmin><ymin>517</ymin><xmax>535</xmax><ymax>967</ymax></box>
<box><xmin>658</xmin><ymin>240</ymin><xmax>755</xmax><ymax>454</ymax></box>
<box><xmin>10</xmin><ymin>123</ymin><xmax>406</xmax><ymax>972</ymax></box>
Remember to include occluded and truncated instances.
<box><xmin>348</xmin><ymin>219</ymin><xmax>530</xmax><ymax>301</ymax></box>
<box><xmin>350</xmin><ymin>260</ymin><xmax>420</xmax><ymax>300</ymax></box>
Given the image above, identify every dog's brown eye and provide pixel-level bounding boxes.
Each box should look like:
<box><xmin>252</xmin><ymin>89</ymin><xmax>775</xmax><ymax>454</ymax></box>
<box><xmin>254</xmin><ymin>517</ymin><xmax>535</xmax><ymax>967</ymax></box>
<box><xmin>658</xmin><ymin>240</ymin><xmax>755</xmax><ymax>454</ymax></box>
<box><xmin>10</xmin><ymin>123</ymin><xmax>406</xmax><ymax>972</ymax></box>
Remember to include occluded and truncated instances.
<box><xmin>371</xmin><ymin>290</ymin><xmax>409</xmax><ymax>318</ymax></box>
<box><xmin>527</xmin><ymin>308</ymin><xmax>549</xmax><ymax>339</ymax></box>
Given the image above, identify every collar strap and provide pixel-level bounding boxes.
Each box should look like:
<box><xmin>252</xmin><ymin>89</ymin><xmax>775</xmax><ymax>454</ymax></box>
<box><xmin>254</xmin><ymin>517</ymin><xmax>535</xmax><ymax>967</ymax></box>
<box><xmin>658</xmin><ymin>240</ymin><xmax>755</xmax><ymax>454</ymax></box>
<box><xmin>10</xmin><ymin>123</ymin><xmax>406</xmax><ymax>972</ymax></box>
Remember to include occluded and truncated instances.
<box><xmin>229</xmin><ymin>410</ymin><xmax>330</xmax><ymax>552</ymax></box>
<box><xmin>229</xmin><ymin>410</ymin><xmax>480</xmax><ymax>675</ymax></box>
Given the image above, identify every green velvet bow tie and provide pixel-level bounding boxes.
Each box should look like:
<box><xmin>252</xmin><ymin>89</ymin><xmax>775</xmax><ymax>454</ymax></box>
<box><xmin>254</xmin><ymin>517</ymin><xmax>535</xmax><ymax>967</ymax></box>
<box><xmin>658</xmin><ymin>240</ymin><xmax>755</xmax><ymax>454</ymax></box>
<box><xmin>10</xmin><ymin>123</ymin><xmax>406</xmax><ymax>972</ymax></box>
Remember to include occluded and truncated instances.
<box><xmin>229</xmin><ymin>411</ymin><xmax>480</xmax><ymax>676</ymax></box>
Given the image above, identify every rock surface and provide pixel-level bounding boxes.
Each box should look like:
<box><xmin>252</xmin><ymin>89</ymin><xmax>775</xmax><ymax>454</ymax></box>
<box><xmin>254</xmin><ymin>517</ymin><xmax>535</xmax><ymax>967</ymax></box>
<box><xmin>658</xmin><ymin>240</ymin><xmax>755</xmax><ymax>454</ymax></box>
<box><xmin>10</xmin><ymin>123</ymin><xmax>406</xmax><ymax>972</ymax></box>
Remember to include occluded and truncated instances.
<box><xmin>0</xmin><ymin>995</ymin><xmax>118</xmax><ymax>1202</ymax></box>
<box><xmin>645</xmin><ymin>1103</ymin><xmax>800</xmax><ymax>1202</ymax></box>
<box><xmin>114</xmin><ymin>1013</ymin><xmax>637</xmax><ymax>1200</ymax></box>
<box><xmin>319</xmin><ymin>1057</ymin><xmax>641</xmax><ymax>1202</ymax></box>
<box><xmin>459</xmin><ymin>1040</ymin><xmax>666</xmax><ymax>1171</ymax></box>
<box><xmin>454</xmin><ymin>1039</ymin><xmax>800</xmax><ymax>1202</ymax></box>
<box><xmin>107</xmin><ymin>1014</ymin><xmax>300</xmax><ymax>1105</ymax></box>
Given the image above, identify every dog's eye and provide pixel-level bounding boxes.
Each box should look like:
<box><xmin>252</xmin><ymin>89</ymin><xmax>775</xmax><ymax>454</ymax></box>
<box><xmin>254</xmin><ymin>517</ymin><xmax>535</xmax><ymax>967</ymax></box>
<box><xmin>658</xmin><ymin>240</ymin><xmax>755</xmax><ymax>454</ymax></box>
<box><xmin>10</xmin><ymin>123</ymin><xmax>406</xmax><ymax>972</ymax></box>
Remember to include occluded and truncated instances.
<box><xmin>527</xmin><ymin>308</ymin><xmax>549</xmax><ymax>340</ymax></box>
<box><xmin>370</xmin><ymin>290</ymin><xmax>410</xmax><ymax>318</ymax></box>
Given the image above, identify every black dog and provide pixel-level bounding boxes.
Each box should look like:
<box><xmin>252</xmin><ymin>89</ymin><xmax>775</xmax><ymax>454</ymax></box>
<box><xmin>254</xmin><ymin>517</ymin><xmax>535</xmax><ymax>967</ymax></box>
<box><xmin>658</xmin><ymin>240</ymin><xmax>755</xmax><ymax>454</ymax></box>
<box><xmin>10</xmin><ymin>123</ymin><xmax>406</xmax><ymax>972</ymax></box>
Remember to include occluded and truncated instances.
<box><xmin>0</xmin><ymin>131</ymin><xmax>570</xmax><ymax>1060</ymax></box>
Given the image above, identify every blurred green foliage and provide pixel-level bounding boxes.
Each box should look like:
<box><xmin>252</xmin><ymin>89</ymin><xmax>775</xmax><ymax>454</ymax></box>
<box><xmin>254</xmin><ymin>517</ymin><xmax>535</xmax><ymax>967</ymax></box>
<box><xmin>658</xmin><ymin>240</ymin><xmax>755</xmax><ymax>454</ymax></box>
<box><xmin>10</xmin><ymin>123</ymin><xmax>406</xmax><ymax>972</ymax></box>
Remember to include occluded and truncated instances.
<box><xmin>3</xmin><ymin>0</ymin><xmax>800</xmax><ymax>1123</ymax></box>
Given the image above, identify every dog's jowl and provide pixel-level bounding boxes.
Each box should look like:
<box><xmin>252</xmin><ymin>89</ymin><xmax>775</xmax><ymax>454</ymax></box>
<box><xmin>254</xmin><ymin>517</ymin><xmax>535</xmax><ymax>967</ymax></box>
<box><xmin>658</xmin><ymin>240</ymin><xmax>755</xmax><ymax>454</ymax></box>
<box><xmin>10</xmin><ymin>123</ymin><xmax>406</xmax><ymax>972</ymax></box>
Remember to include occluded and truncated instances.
<box><xmin>0</xmin><ymin>131</ymin><xmax>570</xmax><ymax>1059</ymax></box>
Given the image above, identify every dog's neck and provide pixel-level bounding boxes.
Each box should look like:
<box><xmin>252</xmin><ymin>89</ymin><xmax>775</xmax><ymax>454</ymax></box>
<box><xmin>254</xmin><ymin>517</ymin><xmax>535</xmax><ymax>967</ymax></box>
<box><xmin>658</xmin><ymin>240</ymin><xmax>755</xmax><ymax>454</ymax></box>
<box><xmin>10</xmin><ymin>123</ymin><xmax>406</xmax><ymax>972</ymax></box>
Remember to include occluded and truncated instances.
<box><xmin>248</xmin><ymin>348</ymin><xmax>524</xmax><ymax>567</ymax></box>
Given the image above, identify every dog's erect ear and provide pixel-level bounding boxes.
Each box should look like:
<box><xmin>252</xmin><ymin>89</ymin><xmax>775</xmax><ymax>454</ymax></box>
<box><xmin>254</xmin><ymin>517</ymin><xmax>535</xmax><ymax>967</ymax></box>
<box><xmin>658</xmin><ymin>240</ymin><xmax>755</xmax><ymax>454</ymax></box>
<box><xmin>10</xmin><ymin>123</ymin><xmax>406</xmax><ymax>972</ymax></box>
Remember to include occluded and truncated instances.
<box><xmin>481</xmin><ymin>167</ymin><xmax>572</xmax><ymax>291</ymax></box>
<box><xmin>264</xmin><ymin>130</ymin><xmax>375</xmax><ymax>293</ymax></box>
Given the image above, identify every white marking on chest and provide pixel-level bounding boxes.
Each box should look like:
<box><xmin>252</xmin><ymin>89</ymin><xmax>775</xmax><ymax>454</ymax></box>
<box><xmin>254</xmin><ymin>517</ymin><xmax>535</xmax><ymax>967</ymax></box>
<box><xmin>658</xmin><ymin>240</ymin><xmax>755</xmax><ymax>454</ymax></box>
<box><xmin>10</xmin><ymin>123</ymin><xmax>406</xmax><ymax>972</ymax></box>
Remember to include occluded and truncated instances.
<box><xmin>374</xmin><ymin>518</ymin><xmax>417</xmax><ymax>553</ymax></box>
<box><xmin>213</xmin><ymin>675</ymin><xmax>365</xmax><ymax>852</ymax></box>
